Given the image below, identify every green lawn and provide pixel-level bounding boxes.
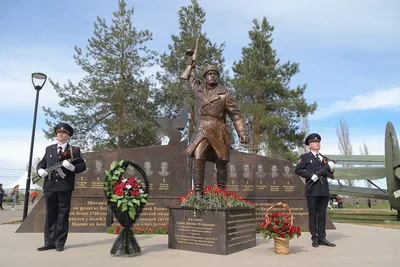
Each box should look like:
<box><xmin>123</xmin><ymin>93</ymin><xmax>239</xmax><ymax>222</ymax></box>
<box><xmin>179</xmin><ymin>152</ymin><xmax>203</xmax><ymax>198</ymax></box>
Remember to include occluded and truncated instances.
<box><xmin>340</xmin><ymin>203</ymin><xmax>391</xmax><ymax>209</ymax></box>
<box><xmin>328</xmin><ymin>208</ymin><xmax>400</xmax><ymax>229</ymax></box>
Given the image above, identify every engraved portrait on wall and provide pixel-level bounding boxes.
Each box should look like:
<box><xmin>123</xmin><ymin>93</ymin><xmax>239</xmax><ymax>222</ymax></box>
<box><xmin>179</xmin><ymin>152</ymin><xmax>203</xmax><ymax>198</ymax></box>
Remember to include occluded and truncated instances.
<box><xmin>254</xmin><ymin>163</ymin><xmax>267</xmax><ymax>186</ymax></box>
<box><xmin>144</xmin><ymin>161</ymin><xmax>153</xmax><ymax>176</ymax></box>
<box><xmin>283</xmin><ymin>165</ymin><xmax>293</xmax><ymax>178</ymax></box>
<box><xmin>81</xmin><ymin>157</ymin><xmax>89</xmax><ymax>174</ymax></box>
<box><xmin>158</xmin><ymin>160</ymin><xmax>171</xmax><ymax>191</ymax></box>
<box><xmin>255</xmin><ymin>164</ymin><xmax>267</xmax><ymax>179</ymax></box>
<box><xmin>125</xmin><ymin>164</ymin><xmax>137</xmax><ymax>177</ymax></box>
<box><xmin>212</xmin><ymin>164</ymin><xmax>217</xmax><ymax>178</ymax></box>
<box><xmin>270</xmin><ymin>164</ymin><xmax>279</xmax><ymax>179</ymax></box>
<box><xmin>228</xmin><ymin>163</ymin><xmax>238</xmax><ymax>184</ymax></box>
<box><xmin>242</xmin><ymin>163</ymin><xmax>253</xmax><ymax>184</ymax></box>
<box><xmin>158</xmin><ymin>161</ymin><xmax>170</xmax><ymax>177</ymax></box>
<box><xmin>94</xmin><ymin>159</ymin><xmax>105</xmax><ymax>177</ymax></box>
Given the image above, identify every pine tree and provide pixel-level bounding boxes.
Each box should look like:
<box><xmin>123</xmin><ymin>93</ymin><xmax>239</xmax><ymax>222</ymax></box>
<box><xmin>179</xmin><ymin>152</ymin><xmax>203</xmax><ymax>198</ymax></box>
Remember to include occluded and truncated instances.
<box><xmin>232</xmin><ymin>17</ymin><xmax>317</xmax><ymax>161</ymax></box>
<box><xmin>42</xmin><ymin>0</ymin><xmax>161</xmax><ymax>151</ymax></box>
<box><xmin>154</xmin><ymin>0</ymin><xmax>226</xmax><ymax>140</ymax></box>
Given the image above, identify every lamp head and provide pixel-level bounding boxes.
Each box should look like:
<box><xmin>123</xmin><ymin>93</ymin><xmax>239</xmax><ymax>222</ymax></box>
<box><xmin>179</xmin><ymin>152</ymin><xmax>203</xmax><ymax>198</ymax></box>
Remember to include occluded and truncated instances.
<box><xmin>31</xmin><ymin>72</ymin><xmax>47</xmax><ymax>90</ymax></box>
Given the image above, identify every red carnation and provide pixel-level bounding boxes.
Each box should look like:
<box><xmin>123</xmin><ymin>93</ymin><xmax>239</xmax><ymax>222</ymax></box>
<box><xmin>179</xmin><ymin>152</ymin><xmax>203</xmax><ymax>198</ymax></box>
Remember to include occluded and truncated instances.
<box><xmin>114</xmin><ymin>187</ymin><xmax>124</xmax><ymax>196</ymax></box>
<box><xmin>130</xmin><ymin>190</ymin><xmax>139</xmax><ymax>197</ymax></box>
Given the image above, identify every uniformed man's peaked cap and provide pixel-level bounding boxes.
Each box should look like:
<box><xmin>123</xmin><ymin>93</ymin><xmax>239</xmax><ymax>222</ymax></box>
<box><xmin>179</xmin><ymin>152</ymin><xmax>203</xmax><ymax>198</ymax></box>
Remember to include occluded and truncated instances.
<box><xmin>203</xmin><ymin>64</ymin><xmax>220</xmax><ymax>77</ymax></box>
<box><xmin>54</xmin><ymin>123</ymin><xmax>74</xmax><ymax>136</ymax></box>
<box><xmin>305</xmin><ymin>133</ymin><xmax>321</xmax><ymax>145</ymax></box>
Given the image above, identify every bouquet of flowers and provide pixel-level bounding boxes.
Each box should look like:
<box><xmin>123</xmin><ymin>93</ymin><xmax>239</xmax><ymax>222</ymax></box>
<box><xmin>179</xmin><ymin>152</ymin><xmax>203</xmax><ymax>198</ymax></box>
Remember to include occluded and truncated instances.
<box><xmin>259</xmin><ymin>202</ymin><xmax>301</xmax><ymax>255</ymax></box>
<box><xmin>180</xmin><ymin>186</ymin><xmax>254</xmax><ymax>210</ymax></box>
<box><xmin>104</xmin><ymin>160</ymin><xmax>149</xmax><ymax>257</ymax></box>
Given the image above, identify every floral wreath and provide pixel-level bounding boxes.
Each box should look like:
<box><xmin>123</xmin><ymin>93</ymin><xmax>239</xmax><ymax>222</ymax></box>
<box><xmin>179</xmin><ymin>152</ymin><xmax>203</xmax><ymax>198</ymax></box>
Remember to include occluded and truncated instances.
<box><xmin>103</xmin><ymin>160</ymin><xmax>149</xmax><ymax>221</ymax></box>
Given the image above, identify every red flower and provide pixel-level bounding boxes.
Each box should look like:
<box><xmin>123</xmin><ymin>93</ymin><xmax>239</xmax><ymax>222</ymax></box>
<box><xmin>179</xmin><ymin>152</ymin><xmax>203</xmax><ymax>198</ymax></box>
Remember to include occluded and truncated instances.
<box><xmin>130</xmin><ymin>190</ymin><xmax>139</xmax><ymax>197</ymax></box>
<box><xmin>114</xmin><ymin>187</ymin><xmax>124</xmax><ymax>196</ymax></box>
<box><xmin>114</xmin><ymin>225</ymin><xmax>121</xmax><ymax>234</ymax></box>
<box><xmin>127</xmin><ymin>177</ymin><xmax>136</xmax><ymax>186</ymax></box>
<box><xmin>149</xmin><ymin>226</ymin><xmax>154</xmax><ymax>233</ymax></box>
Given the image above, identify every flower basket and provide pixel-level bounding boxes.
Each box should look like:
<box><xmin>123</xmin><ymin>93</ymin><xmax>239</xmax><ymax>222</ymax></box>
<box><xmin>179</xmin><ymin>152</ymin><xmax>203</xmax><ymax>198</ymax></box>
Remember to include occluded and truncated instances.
<box><xmin>104</xmin><ymin>160</ymin><xmax>149</xmax><ymax>257</ymax></box>
<box><xmin>259</xmin><ymin>202</ymin><xmax>301</xmax><ymax>255</ymax></box>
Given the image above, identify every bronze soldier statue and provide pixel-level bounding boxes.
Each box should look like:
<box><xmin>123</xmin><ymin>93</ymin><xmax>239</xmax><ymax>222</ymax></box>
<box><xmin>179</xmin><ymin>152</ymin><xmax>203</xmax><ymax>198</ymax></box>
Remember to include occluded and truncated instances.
<box><xmin>181</xmin><ymin>39</ymin><xmax>249</xmax><ymax>198</ymax></box>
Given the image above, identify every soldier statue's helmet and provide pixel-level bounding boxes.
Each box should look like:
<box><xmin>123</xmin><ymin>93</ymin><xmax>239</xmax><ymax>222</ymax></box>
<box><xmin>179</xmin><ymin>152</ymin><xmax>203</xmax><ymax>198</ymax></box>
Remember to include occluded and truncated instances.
<box><xmin>54</xmin><ymin>122</ymin><xmax>74</xmax><ymax>137</ymax></box>
<box><xmin>203</xmin><ymin>64</ymin><xmax>220</xmax><ymax>78</ymax></box>
<box><xmin>305</xmin><ymin>133</ymin><xmax>321</xmax><ymax>145</ymax></box>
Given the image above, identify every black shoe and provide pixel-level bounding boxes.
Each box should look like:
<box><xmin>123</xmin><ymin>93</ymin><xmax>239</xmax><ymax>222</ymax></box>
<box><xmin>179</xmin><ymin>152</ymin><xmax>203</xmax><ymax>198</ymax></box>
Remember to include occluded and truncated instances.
<box><xmin>318</xmin><ymin>238</ymin><xmax>336</xmax><ymax>247</ymax></box>
<box><xmin>37</xmin><ymin>245</ymin><xmax>56</xmax><ymax>251</ymax></box>
<box><xmin>312</xmin><ymin>239</ymin><xmax>319</xmax><ymax>247</ymax></box>
<box><xmin>56</xmin><ymin>247</ymin><xmax>64</xmax><ymax>251</ymax></box>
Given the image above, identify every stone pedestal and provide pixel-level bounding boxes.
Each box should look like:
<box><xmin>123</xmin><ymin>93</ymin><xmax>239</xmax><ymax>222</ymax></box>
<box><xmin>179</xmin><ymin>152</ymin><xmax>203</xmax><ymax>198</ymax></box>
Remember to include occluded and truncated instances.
<box><xmin>168</xmin><ymin>207</ymin><xmax>256</xmax><ymax>255</ymax></box>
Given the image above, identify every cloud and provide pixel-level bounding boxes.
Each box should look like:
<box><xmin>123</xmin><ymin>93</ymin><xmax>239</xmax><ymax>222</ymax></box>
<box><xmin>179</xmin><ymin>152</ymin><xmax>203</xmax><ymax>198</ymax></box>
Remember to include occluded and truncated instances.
<box><xmin>201</xmin><ymin>0</ymin><xmax>399</xmax><ymax>50</ymax></box>
<box><xmin>318</xmin><ymin>133</ymin><xmax>384</xmax><ymax>156</ymax></box>
<box><xmin>0</xmin><ymin>129</ymin><xmax>53</xmax><ymax>170</ymax></box>
<box><xmin>310</xmin><ymin>87</ymin><xmax>400</xmax><ymax>120</ymax></box>
<box><xmin>0</xmin><ymin>45</ymin><xmax>85</xmax><ymax>113</ymax></box>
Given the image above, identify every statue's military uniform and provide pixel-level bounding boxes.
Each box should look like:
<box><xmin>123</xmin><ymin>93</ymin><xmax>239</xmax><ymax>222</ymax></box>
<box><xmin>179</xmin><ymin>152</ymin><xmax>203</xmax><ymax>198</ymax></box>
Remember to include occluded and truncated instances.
<box><xmin>186</xmin><ymin>65</ymin><xmax>247</xmax><ymax>194</ymax></box>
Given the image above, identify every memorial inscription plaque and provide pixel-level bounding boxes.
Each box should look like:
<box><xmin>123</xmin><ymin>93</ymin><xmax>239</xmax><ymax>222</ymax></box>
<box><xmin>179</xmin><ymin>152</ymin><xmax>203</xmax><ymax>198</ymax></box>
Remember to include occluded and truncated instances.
<box><xmin>168</xmin><ymin>207</ymin><xmax>256</xmax><ymax>255</ymax></box>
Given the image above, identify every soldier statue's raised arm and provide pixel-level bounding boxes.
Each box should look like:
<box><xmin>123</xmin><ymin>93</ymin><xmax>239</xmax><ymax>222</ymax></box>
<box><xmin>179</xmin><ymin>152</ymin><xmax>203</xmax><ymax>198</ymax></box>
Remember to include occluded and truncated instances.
<box><xmin>181</xmin><ymin>38</ymin><xmax>249</xmax><ymax>199</ymax></box>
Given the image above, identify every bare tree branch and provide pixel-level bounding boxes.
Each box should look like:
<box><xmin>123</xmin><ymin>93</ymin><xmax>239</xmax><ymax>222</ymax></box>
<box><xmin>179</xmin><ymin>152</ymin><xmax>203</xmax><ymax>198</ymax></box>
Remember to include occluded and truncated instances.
<box><xmin>298</xmin><ymin>115</ymin><xmax>310</xmax><ymax>154</ymax></box>
<box><xmin>336</xmin><ymin>118</ymin><xmax>354</xmax><ymax>186</ymax></box>
<box><xmin>360</xmin><ymin>141</ymin><xmax>372</xmax><ymax>188</ymax></box>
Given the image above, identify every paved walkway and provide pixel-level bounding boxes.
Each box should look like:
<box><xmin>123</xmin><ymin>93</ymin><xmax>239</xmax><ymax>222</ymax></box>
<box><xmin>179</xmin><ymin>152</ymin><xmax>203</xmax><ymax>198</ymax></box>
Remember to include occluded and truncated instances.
<box><xmin>0</xmin><ymin>222</ymin><xmax>398</xmax><ymax>267</ymax></box>
<box><xmin>0</xmin><ymin>200</ymin><xmax>39</xmax><ymax>224</ymax></box>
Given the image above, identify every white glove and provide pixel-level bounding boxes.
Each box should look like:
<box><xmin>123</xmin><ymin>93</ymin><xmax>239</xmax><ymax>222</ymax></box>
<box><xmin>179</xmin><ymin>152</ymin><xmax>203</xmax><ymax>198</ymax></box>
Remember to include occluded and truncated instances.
<box><xmin>37</xmin><ymin>168</ymin><xmax>48</xmax><ymax>178</ymax></box>
<box><xmin>62</xmin><ymin>160</ymin><xmax>75</xmax><ymax>171</ymax></box>
<box><xmin>328</xmin><ymin>161</ymin><xmax>335</xmax><ymax>171</ymax></box>
<box><xmin>311</xmin><ymin>174</ymin><xmax>319</xmax><ymax>182</ymax></box>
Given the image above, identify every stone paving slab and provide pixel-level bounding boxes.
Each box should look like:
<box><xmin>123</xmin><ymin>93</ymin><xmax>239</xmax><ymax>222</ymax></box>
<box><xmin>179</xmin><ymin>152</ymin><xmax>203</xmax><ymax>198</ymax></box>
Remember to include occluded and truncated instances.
<box><xmin>0</xmin><ymin>223</ymin><xmax>398</xmax><ymax>267</ymax></box>
<box><xmin>0</xmin><ymin>200</ymin><xmax>38</xmax><ymax>224</ymax></box>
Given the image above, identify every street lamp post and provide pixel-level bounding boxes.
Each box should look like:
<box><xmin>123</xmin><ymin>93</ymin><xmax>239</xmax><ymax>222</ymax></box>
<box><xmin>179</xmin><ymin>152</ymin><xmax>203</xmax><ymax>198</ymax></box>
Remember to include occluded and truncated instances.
<box><xmin>23</xmin><ymin>72</ymin><xmax>47</xmax><ymax>221</ymax></box>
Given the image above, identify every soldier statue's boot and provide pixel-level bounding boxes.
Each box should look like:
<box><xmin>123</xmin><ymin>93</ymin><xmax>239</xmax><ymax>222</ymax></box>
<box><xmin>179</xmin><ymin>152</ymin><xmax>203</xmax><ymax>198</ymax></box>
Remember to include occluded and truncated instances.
<box><xmin>216</xmin><ymin>161</ymin><xmax>228</xmax><ymax>190</ymax></box>
<box><xmin>193</xmin><ymin>159</ymin><xmax>206</xmax><ymax>199</ymax></box>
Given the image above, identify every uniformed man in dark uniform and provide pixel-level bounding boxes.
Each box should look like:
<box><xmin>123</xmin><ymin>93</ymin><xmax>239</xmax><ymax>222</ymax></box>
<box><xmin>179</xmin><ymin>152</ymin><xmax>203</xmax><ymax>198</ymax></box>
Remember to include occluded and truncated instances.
<box><xmin>295</xmin><ymin>133</ymin><xmax>336</xmax><ymax>248</ymax></box>
<box><xmin>36</xmin><ymin>123</ymin><xmax>86</xmax><ymax>251</ymax></box>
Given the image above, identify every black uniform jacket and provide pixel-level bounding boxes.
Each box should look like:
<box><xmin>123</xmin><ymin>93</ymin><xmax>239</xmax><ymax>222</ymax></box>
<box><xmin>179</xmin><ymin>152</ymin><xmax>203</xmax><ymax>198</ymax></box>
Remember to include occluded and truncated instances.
<box><xmin>295</xmin><ymin>152</ymin><xmax>334</xmax><ymax>197</ymax></box>
<box><xmin>37</xmin><ymin>144</ymin><xmax>86</xmax><ymax>192</ymax></box>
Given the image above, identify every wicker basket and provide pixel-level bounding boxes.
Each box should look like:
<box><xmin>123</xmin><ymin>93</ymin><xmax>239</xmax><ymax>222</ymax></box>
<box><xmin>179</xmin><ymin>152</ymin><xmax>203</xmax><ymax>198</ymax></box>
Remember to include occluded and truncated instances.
<box><xmin>274</xmin><ymin>237</ymin><xmax>289</xmax><ymax>255</ymax></box>
<box><xmin>265</xmin><ymin>202</ymin><xmax>293</xmax><ymax>255</ymax></box>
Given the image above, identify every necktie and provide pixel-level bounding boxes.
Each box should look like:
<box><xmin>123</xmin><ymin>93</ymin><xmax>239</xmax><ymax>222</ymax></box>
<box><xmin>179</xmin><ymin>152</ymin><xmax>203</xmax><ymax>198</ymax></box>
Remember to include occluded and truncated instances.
<box><xmin>58</xmin><ymin>146</ymin><xmax>62</xmax><ymax>155</ymax></box>
<box><xmin>315</xmin><ymin>153</ymin><xmax>322</xmax><ymax>163</ymax></box>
